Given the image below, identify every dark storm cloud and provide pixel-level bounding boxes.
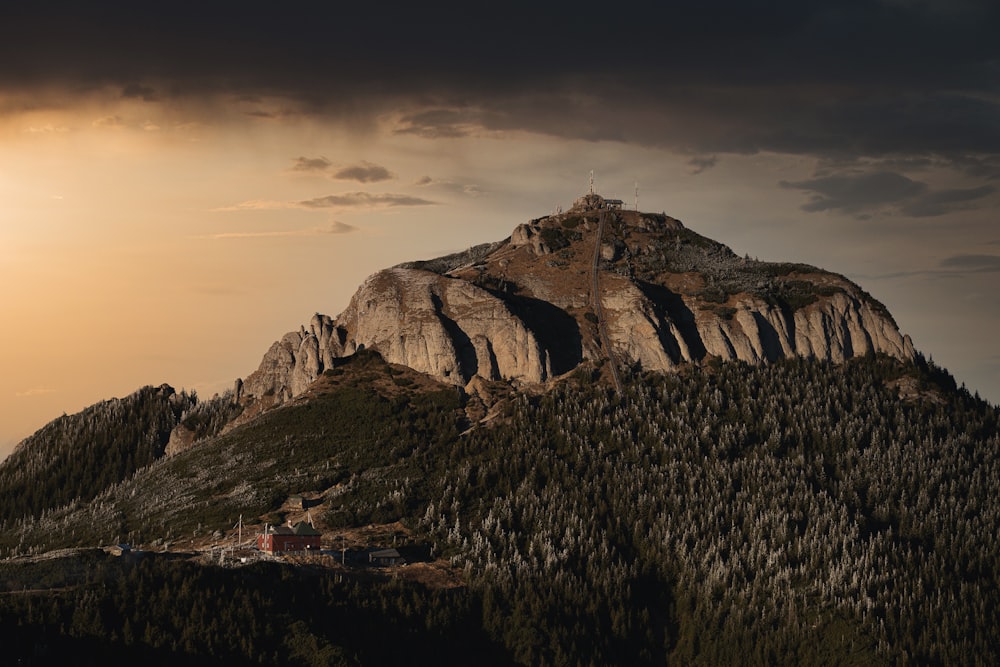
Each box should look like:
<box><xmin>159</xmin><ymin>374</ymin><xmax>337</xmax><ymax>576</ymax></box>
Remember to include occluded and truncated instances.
<box><xmin>1</xmin><ymin>2</ymin><xmax>998</xmax><ymax>159</ymax></box>
<box><xmin>332</xmin><ymin>161</ymin><xmax>394</xmax><ymax>183</ymax></box>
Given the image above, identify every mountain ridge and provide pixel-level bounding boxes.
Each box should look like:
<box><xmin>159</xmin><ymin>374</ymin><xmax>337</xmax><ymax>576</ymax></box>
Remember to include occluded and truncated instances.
<box><xmin>240</xmin><ymin>193</ymin><xmax>914</xmax><ymax>411</ymax></box>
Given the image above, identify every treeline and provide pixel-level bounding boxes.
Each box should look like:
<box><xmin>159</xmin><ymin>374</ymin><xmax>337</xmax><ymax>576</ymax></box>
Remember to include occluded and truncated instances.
<box><xmin>0</xmin><ymin>385</ymin><xmax>190</xmax><ymax>524</ymax></box>
<box><xmin>0</xmin><ymin>551</ymin><xmax>511</xmax><ymax>666</ymax></box>
<box><xmin>0</xmin><ymin>385</ymin><xmax>241</xmax><ymax>526</ymax></box>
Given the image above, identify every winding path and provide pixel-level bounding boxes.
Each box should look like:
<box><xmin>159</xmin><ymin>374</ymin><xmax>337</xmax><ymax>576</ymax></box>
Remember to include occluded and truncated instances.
<box><xmin>592</xmin><ymin>210</ymin><xmax>623</xmax><ymax>393</ymax></box>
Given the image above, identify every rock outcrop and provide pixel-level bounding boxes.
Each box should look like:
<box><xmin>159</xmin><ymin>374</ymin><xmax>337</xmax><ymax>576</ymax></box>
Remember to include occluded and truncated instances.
<box><xmin>336</xmin><ymin>269</ymin><xmax>551</xmax><ymax>384</ymax></box>
<box><xmin>237</xmin><ymin>193</ymin><xmax>915</xmax><ymax>405</ymax></box>
<box><xmin>243</xmin><ymin>314</ymin><xmax>345</xmax><ymax>402</ymax></box>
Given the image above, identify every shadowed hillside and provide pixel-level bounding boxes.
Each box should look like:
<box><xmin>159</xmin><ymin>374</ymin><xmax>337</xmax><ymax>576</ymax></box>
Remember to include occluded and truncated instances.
<box><xmin>2</xmin><ymin>352</ymin><xmax>998</xmax><ymax>665</ymax></box>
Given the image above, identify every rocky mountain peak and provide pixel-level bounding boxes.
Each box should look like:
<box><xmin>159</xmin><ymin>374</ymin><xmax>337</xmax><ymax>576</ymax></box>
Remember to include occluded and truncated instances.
<box><xmin>241</xmin><ymin>194</ymin><xmax>914</xmax><ymax>407</ymax></box>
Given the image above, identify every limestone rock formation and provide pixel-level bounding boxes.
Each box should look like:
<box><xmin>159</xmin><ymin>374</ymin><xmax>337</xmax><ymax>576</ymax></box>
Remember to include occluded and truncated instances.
<box><xmin>335</xmin><ymin>268</ymin><xmax>550</xmax><ymax>384</ymax></box>
<box><xmin>237</xmin><ymin>193</ymin><xmax>915</xmax><ymax>406</ymax></box>
<box><xmin>243</xmin><ymin>314</ymin><xmax>345</xmax><ymax>402</ymax></box>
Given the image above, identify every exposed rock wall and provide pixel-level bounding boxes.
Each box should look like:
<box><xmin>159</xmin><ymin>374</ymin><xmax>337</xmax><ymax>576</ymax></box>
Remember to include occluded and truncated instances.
<box><xmin>238</xmin><ymin>211</ymin><xmax>915</xmax><ymax>406</ymax></box>
<box><xmin>336</xmin><ymin>268</ymin><xmax>549</xmax><ymax>385</ymax></box>
<box><xmin>597</xmin><ymin>281</ymin><xmax>913</xmax><ymax>372</ymax></box>
<box><xmin>241</xmin><ymin>267</ymin><xmax>913</xmax><ymax>405</ymax></box>
<box><xmin>243</xmin><ymin>313</ymin><xmax>345</xmax><ymax>401</ymax></box>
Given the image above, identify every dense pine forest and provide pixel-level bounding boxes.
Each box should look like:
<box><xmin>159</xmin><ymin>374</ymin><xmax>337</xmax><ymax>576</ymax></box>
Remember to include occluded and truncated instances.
<box><xmin>0</xmin><ymin>385</ymin><xmax>241</xmax><ymax>526</ymax></box>
<box><xmin>428</xmin><ymin>357</ymin><xmax>999</xmax><ymax>664</ymax></box>
<box><xmin>1</xmin><ymin>353</ymin><xmax>998</xmax><ymax>665</ymax></box>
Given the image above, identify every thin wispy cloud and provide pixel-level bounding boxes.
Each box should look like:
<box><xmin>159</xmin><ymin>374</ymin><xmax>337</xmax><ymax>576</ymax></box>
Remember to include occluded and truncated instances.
<box><xmin>214</xmin><ymin>193</ymin><xmax>435</xmax><ymax>211</ymax></box>
<box><xmin>291</xmin><ymin>156</ymin><xmax>332</xmax><ymax>172</ymax></box>
<box><xmin>121</xmin><ymin>82</ymin><xmax>158</xmax><ymax>102</ymax></box>
<box><xmin>92</xmin><ymin>115</ymin><xmax>124</xmax><ymax>128</ymax></box>
<box><xmin>780</xmin><ymin>171</ymin><xmax>928</xmax><ymax>216</ymax></box>
<box><xmin>900</xmin><ymin>185</ymin><xmax>997</xmax><ymax>217</ymax></box>
<box><xmin>939</xmin><ymin>254</ymin><xmax>1000</xmax><ymax>272</ymax></box>
<box><xmin>855</xmin><ymin>254</ymin><xmax>1000</xmax><ymax>281</ymax></box>
<box><xmin>245</xmin><ymin>109</ymin><xmax>279</xmax><ymax>119</ymax></box>
<box><xmin>23</xmin><ymin>124</ymin><xmax>69</xmax><ymax>134</ymax></box>
<box><xmin>332</xmin><ymin>161</ymin><xmax>394</xmax><ymax>183</ymax></box>
<box><xmin>394</xmin><ymin>108</ymin><xmax>483</xmax><ymax>139</ymax></box>
<box><xmin>781</xmin><ymin>170</ymin><xmax>997</xmax><ymax>218</ymax></box>
<box><xmin>211</xmin><ymin>200</ymin><xmax>289</xmax><ymax>212</ymax></box>
<box><xmin>15</xmin><ymin>387</ymin><xmax>56</xmax><ymax>398</ymax></box>
<box><xmin>415</xmin><ymin>176</ymin><xmax>482</xmax><ymax>196</ymax></box>
<box><xmin>291</xmin><ymin>157</ymin><xmax>395</xmax><ymax>183</ymax></box>
<box><xmin>297</xmin><ymin>192</ymin><xmax>435</xmax><ymax>209</ymax></box>
<box><xmin>687</xmin><ymin>155</ymin><xmax>718</xmax><ymax>175</ymax></box>
<box><xmin>200</xmin><ymin>222</ymin><xmax>357</xmax><ymax>239</ymax></box>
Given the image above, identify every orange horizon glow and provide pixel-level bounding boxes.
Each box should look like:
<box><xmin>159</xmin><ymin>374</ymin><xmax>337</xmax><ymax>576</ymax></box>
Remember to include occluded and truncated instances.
<box><xmin>2</xmin><ymin>94</ymin><xmax>999</xmax><ymax>459</ymax></box>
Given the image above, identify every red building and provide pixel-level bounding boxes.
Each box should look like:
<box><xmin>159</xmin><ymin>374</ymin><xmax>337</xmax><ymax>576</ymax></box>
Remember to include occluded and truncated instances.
<box><xmin>257</xmin><ymin>522</ymin><xmax>322</xmax><ymax>554</ymax></box>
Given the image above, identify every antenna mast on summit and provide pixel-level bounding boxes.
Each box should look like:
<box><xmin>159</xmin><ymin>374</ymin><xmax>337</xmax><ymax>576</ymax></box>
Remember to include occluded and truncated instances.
<box><xmin>589</xmin><ymin>170</ymin><xmax>595</xmax><ymax>195</ymax></box>
<box><xmin>634</xmin><ymin>182</ymin><xmax>639</xmax><ymax>211</ymax></box>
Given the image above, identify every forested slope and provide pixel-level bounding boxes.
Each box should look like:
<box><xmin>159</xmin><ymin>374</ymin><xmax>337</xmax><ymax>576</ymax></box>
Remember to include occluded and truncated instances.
<box><xmin>0</xmin><ymin>385</ymin><xmax>241</xmax><ymax>526</ymax></box>
<box><xmin>1</xmin><ymin>353</ymin><xmax>998</xmax><ymax>665</ymax></box>
<box><xmin>423</xmin><ymin>356</ymin><xmax>999</xmax><ymax>664</ymax></box>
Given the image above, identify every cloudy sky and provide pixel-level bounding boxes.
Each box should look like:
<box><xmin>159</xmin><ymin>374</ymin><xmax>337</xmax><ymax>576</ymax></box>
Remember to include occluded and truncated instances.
<box><xmin>1</xmin><ymin>1</ymin><xmax>998</xmax><ymax>458</ymax></box>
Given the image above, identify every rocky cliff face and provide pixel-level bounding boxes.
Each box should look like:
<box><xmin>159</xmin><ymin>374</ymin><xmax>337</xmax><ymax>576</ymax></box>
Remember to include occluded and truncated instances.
<box><xmin>240</xmin><ymin>194</ymin><xmax>914</xmax><ymax>405</ymax></box>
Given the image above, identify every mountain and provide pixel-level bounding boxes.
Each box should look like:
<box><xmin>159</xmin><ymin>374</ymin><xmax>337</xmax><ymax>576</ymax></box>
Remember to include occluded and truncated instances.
<box><xmin>1</xmin><ymin>194</ymin><xmax>998</xmax><ymax>665</ymax></box>
<box><xmin>240</xmin><ymin>193</ymin><xmax>913</xmax><ymax>410</ymax></box>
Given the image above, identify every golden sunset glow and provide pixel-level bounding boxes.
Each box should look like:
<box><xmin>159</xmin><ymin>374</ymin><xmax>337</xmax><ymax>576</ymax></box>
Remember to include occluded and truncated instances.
<box><xmin>2</xmin><ymin>4</ymin><xmax>999</xmax><ymax>457</ymax></box>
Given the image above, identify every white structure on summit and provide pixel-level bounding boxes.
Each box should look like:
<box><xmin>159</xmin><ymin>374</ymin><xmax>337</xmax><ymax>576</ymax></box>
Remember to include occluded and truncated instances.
<box><xmin>581</xmin><ymin>172</ymin><xmax>623</xmax><ymax>210</ymax></box>
<box><xmin>573</xmin><ymin>190</ymin><xmax>623</xmax><ymax>211</ymax></box>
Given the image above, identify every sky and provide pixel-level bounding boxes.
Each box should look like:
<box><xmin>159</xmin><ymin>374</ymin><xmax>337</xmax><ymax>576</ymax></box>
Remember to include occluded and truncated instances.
<box><xmin>1</xmin><ymin>1</ymin><xmax>999</xmax><ymax>458</ymax></box>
